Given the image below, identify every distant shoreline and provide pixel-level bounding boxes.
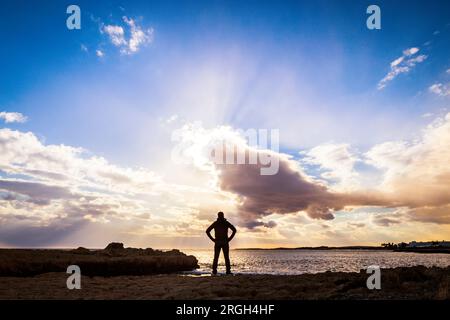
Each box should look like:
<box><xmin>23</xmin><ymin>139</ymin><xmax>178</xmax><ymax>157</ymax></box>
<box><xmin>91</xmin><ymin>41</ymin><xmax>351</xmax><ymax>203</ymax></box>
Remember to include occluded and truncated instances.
<box><xmin>236</xmin><ymin>246</ymin><xmax>388</xmax><ymax>251</ymax></box>
<box><xmin>2</xmin><ymin>246</ymin><xmax>448</xmax><ymax>254</ymax></box>
<box><xmin>235</xmin><ymin>246</ymin><xmax>450</xmax><ymax>253</ymax></box>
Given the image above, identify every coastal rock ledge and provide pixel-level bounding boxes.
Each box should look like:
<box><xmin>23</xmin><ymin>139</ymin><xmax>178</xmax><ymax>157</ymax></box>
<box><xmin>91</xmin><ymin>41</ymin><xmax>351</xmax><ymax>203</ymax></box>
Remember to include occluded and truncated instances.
<box><xmin>0</xmin><ymin>243</ymin><xmax>199</xmax><ymax>277</ymax></box>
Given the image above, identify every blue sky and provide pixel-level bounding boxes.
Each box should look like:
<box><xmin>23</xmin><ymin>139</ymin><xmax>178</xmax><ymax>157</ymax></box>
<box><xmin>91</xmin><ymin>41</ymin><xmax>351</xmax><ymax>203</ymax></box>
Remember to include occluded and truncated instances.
<box><xmin>0</xmin><ymin>1</ymin><xmax>449</xmax><ymax>247</ymax></box>
<box><xmin>1</xmin><ymin>0</ymin><xmax>449</xmax><ymax>163</ymax></box>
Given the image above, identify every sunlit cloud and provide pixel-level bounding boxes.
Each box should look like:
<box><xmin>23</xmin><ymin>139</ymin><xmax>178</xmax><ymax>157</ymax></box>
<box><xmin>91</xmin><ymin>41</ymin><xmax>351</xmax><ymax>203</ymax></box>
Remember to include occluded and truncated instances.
<box><xmin>103</xmin><ymin>25</ymin><xmax>126</xmax><ymax>46</ymax></box>
<box><xmin>170</xmin><ymin>122</ymin><xmax>388</xmax><ymax>227</ymax></box>
<box><xmin>301</xmin><ymin>143</ymin><xmax>360</xmax><ymax>190</ymax></box>
<box><xmin>101</xmin><ymin>16</ymin><xmax>154</xmax><ymax>55</ymax></box>
<box><xmin>0</xmin><ymin>123</ymin><xmax>233</xmax><ymax>246</ymax></box>
<box><xmin>0</xmin><ymin>112</ymin><xmax>27</xmax><ymax>123</ymax></box>
<box><xmin>365</xmin><ymin>112</ymin><xmax>450</xmax><ymax>223</ymax></box>
<box><xmin>377</xmin><ymin>47</ymin><xmax>427</xmax><ymax>90</ymax></box>
<box><xmin>429</xmin><ymin>83</ymin><xmax>450</xmax><ymax>96</ymax></box>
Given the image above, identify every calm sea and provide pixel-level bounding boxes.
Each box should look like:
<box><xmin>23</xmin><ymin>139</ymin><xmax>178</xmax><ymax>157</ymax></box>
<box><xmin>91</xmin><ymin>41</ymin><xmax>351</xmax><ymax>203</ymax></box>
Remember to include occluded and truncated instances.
<box><xmin>183</xmin><ymin>249</ymin><xmax>450</xmax><ymax>275</ymax></box>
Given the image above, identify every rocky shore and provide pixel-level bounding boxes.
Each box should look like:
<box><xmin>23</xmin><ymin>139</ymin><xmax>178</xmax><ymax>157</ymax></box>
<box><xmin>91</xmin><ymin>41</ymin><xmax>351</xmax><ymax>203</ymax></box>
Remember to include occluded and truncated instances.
<box><xmin>0</xmin><ymin>265</ymin><xmax>448</xmax><ymax>299</ymax></box>
<box><xmin>0</xmin><ymin>243</ymin><xmax>199</xmax><ymax>277</ymax></box>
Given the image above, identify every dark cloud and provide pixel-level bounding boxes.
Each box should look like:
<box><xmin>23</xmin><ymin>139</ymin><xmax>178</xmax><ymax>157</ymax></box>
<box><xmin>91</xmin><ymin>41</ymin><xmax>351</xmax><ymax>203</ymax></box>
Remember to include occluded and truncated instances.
<box><xmin>24</xmin><ymin>169</ymin><xmax>68</xmax><ymax>181</ymax></box>
<box><xmin>347</xmin><ymin>222</ymin><xmax>366</xmax><ymax>228</ymax></box>
<box><xmin>0</xmin><ymin>219</ymin><xmax>88</xmax><ymax>247</ymax></box>
<box><xmin>407</xmin><ymin>205</ymin><xmax>450</xmax><ymax>224</ymax></box>
<box><xmin>0</xmin><ymin>179</ymin><xmax>75</xmax><ymax>205</ymax></box>
<box><xmin>97</xmin><ymin>170</ymin><xmax>133</xmax><ymax>184</ymax></box>
<box><xmin>216</xmin><ymin>149</ymin><xmax>389</xmax><ymax>228</ymax></box>
<box><xmin>211</xmin><ymin>113</ymin><xmax>450</xmax><ymax>228</ymax></box>
<box><xmin>372</xmin><ymin>216</ymin><xmax>402</xmax><ymax>227</ymax></box>
<box><xmin>63</xmin><ymin>202</ymin><xmax>121</xmax><ymax>218</ymax></box>
<box><xmin>0</xmin><ymin>191</ymin><xmax>20</xmax><ymax>201</ymax></box>
<box><xmin>244</xmin><ymin>220</ymin><xmax>277</xmax><ymax>229</ymax></box>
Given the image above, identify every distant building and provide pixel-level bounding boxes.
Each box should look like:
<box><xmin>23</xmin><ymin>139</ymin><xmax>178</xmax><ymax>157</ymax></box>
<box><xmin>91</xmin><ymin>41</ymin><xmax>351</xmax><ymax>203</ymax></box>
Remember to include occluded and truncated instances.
<box><xmin>407</xmin><ymin>241</ymin><xmax>450</xmax><ymax>248</ymax></box>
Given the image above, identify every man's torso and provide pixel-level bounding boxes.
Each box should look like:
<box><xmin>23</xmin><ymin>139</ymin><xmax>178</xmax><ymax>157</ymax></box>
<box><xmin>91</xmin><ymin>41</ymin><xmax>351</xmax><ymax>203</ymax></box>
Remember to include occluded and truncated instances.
<box><xmin>213</xmin><ymin>219</ymin><xmax>230</xmax><ymax>241</ymax></box>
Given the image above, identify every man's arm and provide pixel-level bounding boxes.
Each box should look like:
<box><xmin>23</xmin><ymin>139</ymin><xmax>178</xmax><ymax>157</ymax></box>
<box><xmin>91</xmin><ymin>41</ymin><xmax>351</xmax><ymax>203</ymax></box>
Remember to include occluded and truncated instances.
<box><xmin>206</xmin><ymin>222</ymin><xmax>216</xmax><ymax>242</ymax></box>
<box><xmin>228</xmin><ymin>223</ymin><xmax>237</xmax><ymax>242</ymax></box>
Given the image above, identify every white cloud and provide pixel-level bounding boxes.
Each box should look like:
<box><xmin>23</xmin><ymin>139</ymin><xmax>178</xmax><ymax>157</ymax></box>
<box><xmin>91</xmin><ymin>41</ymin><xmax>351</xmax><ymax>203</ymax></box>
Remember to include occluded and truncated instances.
<box><xmin>170</xmin><ymin>122</ymin><xmax>391</xmax><ymax>226</ymax></box>
<box><xmin>0</xmin><ymin>127</ymin><xmax>229</xmax><ymax>246</ymax></box>
<box><xmin>302</xmin><ymin>143</ymin><xmax>360</xmax><ymax>190</ymax></box>
<box><xmin>377</xmin><ymin>47</ymin><xmax>427</xmax><ymax>90</ymax></box>
<box><xmin>403</xmin><ymin>47</ymin><xmax>419</xmax><ymax>56</ymax></box>
<box><xmin>429</xmin><ymin>83</ymin><xmax>450</xmax><ymax>96</ymax></box>
<box><xmin>96</xmin><ymin>49</ymin><xmax>104</xmax><ymax>57</ymax></box>
<box><xmin>0</xmin><ymin>112</ymin><xmax>27</xmax><ymax>123</ymax></box>
<box><xmin>408</xmin><ymin>55</ymin><xmax>427</xmax><ymax>64</ymax></box>
<box><xmin>102</xmin><ymin>25</ymin><xmax>126</xmax><ymax>46</ymax></box>
<box><xmin>0</xmin><ymin>127</ymin><xmax>171</xmax><ymax>231</ymax></box>
<box><xmin>390</xmin><ymin>57</ymin><xmax>404</xmax><ymax>67</ymax></box>
<box><xmin>0</xmin><ymin>128</ymin><xmax>162</xmax><ymax>195</ymax></box>
<box><xmin>101</xmin><ymin>16</ymin><xmax>154</xmax><ymax>55</ymax></box>
<box><xmin>169</xmin><ymin>114</ymin><xmax>450</xmax><ymax>227</ymax></box>
<box><xmin>2</xmin><ymin>112</ymin><xmax>450</xmax><ymax>246</ymax></box>
<box><xmin>122</xmin><ymin>17</ymin><xmax>154</xmax><ymax>54</ymax></box>
<box><xmin>365</xmin><ymin>112</ymin><xmax>450</xmax><ymax>222</ymax></box>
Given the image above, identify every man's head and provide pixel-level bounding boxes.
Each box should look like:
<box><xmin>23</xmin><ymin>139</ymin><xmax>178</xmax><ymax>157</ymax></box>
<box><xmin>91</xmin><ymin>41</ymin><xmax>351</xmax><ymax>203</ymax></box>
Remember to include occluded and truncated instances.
<box><xmin>217</xmin><ymin>211</ymin><xmax>224</xmax><ymax>219</ymax></box>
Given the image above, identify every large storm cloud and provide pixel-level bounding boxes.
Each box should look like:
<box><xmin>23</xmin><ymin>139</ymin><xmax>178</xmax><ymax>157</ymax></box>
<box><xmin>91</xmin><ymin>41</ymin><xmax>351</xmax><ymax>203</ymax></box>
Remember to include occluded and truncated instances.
<box><xmin>216</xmin><ymin>148</ymin><xmax>389</xmax><ymax>228</ymax></box>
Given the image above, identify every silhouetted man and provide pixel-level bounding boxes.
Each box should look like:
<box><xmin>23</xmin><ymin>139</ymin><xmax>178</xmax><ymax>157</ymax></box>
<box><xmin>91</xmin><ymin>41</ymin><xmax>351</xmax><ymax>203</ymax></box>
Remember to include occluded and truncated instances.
<box><xmin>206</xmin><ymin>211</ymin><xmax>237</xmax><ymax>275</ymax></box>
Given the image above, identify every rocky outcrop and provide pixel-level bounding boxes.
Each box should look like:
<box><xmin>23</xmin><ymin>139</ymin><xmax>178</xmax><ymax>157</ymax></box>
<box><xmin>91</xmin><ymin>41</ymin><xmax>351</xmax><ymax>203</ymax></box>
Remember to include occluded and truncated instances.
<box><xmin>71</xmin><ymin>247</ymin><xmax>91</xmax><ymax>255</ymax></box>
<box><xmin>104</xmin><ymin>242</ymin><xmax>124</xmax><ymax>251</ymax></box>
<box><xmin>0</xmin><ymin>243</ymin><xmax>199</xmax><ymax>277</ymax></box>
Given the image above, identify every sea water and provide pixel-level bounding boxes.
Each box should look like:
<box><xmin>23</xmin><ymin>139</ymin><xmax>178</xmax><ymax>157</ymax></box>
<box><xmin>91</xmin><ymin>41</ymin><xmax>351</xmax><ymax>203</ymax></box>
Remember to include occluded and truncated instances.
<box><xmin>183</xmin><ymin>249</ymin><xmax>450</xmax><ymax>275</ymax></box>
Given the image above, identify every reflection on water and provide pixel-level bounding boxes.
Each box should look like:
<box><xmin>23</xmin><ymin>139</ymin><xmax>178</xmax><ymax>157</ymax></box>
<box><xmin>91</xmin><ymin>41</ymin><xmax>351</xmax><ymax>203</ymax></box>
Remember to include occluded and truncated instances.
<box><xmin>183</xmin><ymin>249</ymin><xmax>450</xmax><ymax>275</ymax></box>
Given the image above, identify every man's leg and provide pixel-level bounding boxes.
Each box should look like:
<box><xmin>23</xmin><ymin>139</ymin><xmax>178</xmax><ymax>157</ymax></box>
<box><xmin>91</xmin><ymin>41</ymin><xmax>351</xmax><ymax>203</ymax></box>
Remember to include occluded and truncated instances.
<box><xmin>212</xmin><ymin>244</ymin><xmax>220</xmax><ymax>274</ymax></box>
<box><xmin>223</xmin><ymin>243</ymin><xmax>231</xmax><ymax>274</ymax></box>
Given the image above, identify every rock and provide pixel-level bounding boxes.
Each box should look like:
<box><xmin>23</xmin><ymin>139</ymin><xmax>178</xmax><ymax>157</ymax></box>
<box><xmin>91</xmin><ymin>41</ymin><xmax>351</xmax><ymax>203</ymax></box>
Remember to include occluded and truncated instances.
<box><xmin>104</xmin><ymin>242</ymin><xmax>124</xmax><ymax>251</ymax></box>
<box><xmin>71</xmin><ymin>247</ymin><xmax>91</xmax><ymax>255</ymax></box>
<box><xmin>166</xmin><ymin>249</ymin><xmax>183</xmax><ymax>255</ymax></box>
<box><xmin>0</xmin><ymin>245</ymin><xmax>199</xmax><ymax>277</ymax></box>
